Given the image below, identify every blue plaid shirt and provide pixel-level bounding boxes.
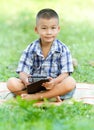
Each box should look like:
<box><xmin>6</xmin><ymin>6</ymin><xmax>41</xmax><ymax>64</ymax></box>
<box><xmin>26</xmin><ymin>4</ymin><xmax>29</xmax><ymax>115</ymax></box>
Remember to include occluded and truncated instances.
<box><xmin>16</xmin><ymin>39</ymin><xmax>74</xmax><ymax>77</ymax></box>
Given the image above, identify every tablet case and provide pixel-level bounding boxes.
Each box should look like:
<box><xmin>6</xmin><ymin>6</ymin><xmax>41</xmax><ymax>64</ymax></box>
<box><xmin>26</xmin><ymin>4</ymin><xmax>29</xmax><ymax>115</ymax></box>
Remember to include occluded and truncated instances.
<box><xmin>27</xmin><ymin>76</ymin><xmax>49</xmax><ymax>94</ymax></box>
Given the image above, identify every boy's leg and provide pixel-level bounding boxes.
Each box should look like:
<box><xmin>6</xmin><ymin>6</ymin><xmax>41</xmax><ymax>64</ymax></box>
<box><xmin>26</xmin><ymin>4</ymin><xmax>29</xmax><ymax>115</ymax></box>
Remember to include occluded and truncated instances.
<box><xmin>7</xmin><ymin>77</ymin><xmax>27</xmax><ymax>95</ymax></box>
<box><xmin>21</xmin><ymin>76</ymin><xmax>76</xmax><ymax>100</ymax></box>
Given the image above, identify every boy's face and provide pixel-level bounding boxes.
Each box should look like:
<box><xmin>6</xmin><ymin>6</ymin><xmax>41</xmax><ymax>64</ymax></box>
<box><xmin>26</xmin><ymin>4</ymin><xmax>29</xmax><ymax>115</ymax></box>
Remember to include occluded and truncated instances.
<box><xmin>35</xmin><ymin>18</ymin><xmax>60</xmax><ymax>44</ymax></box>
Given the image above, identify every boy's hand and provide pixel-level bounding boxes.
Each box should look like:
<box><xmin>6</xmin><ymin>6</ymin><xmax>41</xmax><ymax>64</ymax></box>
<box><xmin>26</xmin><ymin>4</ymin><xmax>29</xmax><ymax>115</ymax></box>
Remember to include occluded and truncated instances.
<box><xmin>19</xmin><ymin>72</ymin><xmax>31</xmax><ymax>87</ymax></box>
<box><xmin>42</xmin><ymin>77</ymin><xmax>55</xmax><ymax>90</ymax></box>
<box><xmin>23</xmin><ymin>78</ymin><xmax>30</xmax><ymax>86</ymax></box>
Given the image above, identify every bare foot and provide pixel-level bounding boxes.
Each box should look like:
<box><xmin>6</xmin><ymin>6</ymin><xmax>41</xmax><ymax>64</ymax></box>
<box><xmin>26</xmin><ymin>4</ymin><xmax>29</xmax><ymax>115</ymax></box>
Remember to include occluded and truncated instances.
<box><xmin>56</xmin><ymin>96</ymin><xmax>62</xmax><ymax>102</ymax></box>
<box><xmin>49</xmin><ymin>96</ymin><xmax>62</xmax><ymax>102</ymax></box>
<box><xmin>21</xmin><ymin>94</ymin><xmax>62</xmax><ymax>102</ymax></box>
<box><xmin>21</xmin><ymin>94</ymin><xmax>36</xmax><ymax>100</ymax></box>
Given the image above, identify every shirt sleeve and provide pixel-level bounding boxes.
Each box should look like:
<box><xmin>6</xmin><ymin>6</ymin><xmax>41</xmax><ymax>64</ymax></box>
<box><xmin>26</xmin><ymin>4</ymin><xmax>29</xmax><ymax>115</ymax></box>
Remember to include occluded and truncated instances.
<box><xmin>16</xmin><ymin>45</ymin><xmax>32</xmax><ymax>74</ymax></box>
<box><xmin>59</xmin><ymin>46</ymin><xmax>74</xmax><ymax>74</ymax></box>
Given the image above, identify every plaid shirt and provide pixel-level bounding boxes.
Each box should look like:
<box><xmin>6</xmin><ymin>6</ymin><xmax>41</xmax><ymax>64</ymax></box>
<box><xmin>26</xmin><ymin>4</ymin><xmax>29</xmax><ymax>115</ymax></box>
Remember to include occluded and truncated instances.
<box><xmin>16</xmin><ymin>39</ymin><xmax>74</xmax><ymax>77</ymax></box>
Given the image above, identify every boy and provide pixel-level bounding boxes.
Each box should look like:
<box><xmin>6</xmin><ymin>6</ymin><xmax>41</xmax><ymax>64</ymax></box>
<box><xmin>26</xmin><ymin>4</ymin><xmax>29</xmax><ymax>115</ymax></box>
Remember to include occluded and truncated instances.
<box><xmin>7</xmin><ymin>8</ymin><xmax>76</xmax><ymax>101</ymax></box>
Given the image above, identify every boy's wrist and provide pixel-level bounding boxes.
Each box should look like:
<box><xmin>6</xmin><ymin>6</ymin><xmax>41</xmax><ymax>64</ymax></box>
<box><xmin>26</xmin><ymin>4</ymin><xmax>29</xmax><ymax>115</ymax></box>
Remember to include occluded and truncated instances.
<box><xmin>21</xmin><ymin>77</ymin><xmax>29</xmax><ymax>86</ymax></box>
<box><xmin>52</xmin><ymin>79</ymin><xmax>56</xmax><ymax>85</ymax></box>
<box><xmin>25</xmin><ymin>78</ymin><xmax>29</xmax><ymax>83</ymax></box>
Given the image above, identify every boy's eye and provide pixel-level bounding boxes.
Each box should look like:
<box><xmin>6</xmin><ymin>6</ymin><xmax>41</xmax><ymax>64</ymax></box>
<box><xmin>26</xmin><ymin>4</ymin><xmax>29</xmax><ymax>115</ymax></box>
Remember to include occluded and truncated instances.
<box><xmin>52</xmin><ymin>27</ymin><xmax>56</xmax><ymax>29</ymax></box>
<box><xmin>42</xmin><ymin>27</ymin><xmax>46</xmax><ymax>29</ymax></box>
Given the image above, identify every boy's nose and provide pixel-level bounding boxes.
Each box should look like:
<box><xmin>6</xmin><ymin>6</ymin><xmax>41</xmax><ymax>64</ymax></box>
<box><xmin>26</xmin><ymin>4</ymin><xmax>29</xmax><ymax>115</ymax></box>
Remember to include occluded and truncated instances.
<box><xmin>47</xmin><ymin>29</ymin><xmax>52</xmax><ymax>34</ymax></box>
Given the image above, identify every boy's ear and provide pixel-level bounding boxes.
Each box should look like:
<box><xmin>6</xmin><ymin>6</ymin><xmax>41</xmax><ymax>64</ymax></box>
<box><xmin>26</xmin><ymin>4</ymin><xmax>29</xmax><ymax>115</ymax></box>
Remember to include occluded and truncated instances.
<box><xmin>58</xmin><ymin>26</ymin><xmax>60</xmax><ymax>32</ymax></box>
<box><xmin>34</xmin><ymin>27</ymin><xmax>38</xmax><ymax>34</ymax></box>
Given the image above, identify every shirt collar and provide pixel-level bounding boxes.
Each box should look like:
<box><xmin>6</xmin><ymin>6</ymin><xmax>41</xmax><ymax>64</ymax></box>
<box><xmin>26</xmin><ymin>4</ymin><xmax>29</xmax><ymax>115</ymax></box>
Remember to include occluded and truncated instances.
<box><xmin>33</xmin><ymin>39</ymin><xmax>43</xmax><ymax>57</ymax></box>
<box><xmin>33</xmin><ymin>39</ymin><xmax>60</xmax><ymax>57</ymax></box>
<box><xmin>50</xmin><ymin>39</ymin><xmax>61</xmax><ymax>53</ymax></box>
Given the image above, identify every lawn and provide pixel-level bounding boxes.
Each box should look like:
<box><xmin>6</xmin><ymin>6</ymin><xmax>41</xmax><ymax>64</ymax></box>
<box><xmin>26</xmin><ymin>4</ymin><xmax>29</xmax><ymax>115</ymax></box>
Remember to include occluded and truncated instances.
<box><xmin>0</xmin><ymin>0</ymin><xmax>94</xmax><ymax>129</ymax></box>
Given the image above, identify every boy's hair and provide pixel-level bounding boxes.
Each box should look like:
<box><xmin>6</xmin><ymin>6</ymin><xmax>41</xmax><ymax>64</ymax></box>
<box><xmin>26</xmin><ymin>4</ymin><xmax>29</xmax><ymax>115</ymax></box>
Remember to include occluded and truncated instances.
<box><xmin>36</xmin><ymin>8</ymin><xmax>59</xmax><ymax>24</ymax></box>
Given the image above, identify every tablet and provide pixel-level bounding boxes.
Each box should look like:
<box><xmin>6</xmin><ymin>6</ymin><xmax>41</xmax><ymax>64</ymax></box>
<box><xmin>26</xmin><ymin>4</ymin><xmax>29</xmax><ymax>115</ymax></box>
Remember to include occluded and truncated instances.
<box><xmin>27</xmin><ymin>76</ymin><xmax>49</xmax><ymax>94</ymax></box>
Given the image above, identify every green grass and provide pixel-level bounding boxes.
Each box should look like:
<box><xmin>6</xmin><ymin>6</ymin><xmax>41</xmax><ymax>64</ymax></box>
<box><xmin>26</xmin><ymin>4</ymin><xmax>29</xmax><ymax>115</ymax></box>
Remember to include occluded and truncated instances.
<box><xmin>1</xmin><ymin>97</ymin><xmax>94</xmax><ymax>130</ymax></box>
<box><xmin>0</xmin><ymin>0</ymin><xmax>94</xmax><ymax>129</ymax></box>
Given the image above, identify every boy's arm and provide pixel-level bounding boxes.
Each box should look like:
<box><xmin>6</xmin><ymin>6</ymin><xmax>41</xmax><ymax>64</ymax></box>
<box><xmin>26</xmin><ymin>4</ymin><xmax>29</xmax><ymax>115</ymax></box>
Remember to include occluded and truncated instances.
<box><xmin>42</xmin><ymin>72</ymin><xmax>69</xmax><ymax>90</ymax></box>
<box><xmin>53</xmin><ymin>72</ymin><xmax>69</xmax><ymax>84</ymax></box>
<box><xmin>19</xmin><ymin>72</ymin><xmax>30</xmax><ymax>86</ymax></box>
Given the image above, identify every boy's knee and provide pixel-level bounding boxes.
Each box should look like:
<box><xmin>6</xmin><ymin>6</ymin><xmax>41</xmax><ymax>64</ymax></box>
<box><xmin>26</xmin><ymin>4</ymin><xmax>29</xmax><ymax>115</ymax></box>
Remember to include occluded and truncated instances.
<box><xmin>7</xmin><ymin>77</ymin><xmax>25</xmax><ymax>95</ymax></box>
<box><xmin>7</xmin><ymin>77</ymin><xmax>19</xmax><ymax>91</ymax></box>
<box><xmin>7</xmin><ymin>77</ymin><xmax>17</xmax><ymax>86</ymax></box>
<box><xmin>69</xmin><ymin>76</ymin><xmax>76</xmax><ymax>87</ymax></box>
<box><xmin>64</xmin><ymin>76</ymin><xmax>76</xmax><ymax>91</ymax></box>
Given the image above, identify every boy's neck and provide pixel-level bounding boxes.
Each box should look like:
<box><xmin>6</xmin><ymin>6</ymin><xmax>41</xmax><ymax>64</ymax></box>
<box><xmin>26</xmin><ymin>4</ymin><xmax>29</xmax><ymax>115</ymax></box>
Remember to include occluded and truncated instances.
<box><xmin>40</xmin><ymin>41</ymin><xmax>53</xmax><ymax>58</ymax></box>
<box><xmin>40</xmin><ymin>39</ymin><xmax>53</xmax><ymax>48</ymax></box>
